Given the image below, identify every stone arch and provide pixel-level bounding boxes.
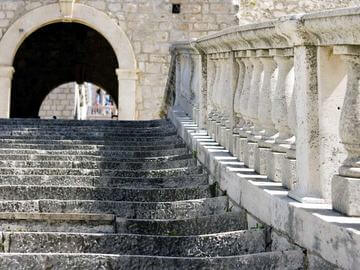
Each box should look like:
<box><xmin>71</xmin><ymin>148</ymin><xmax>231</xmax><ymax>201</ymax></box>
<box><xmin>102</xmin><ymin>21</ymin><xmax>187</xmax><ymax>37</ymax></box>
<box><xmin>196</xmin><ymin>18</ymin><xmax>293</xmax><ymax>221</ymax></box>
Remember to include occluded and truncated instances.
<box><xmin>0</xmin><ymin>3</ymin><xmax>138</xmax><ymax>120</ymax></box>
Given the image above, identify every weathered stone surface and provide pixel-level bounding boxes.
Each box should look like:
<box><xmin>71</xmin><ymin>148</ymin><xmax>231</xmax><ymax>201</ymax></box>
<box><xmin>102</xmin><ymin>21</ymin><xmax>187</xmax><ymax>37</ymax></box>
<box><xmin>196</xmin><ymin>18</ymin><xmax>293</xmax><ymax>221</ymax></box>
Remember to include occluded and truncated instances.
<box><xmin>0</xmin><ymin>185</ymin><xmax>212</xmax><ymax>202</ymax></box>
<box><xmin>116</xmin><ymin>212</ymin><xmax>247</xmax><ymax>235</ymax></box>
<box><xmin>0</xmin><ymin>251</ymin><xmax>304</xmax><ymax>270</ymax></box>
<box><xmin>5</xmin><ymin>230</ymin><xmax>266</xmax><ymax>256</ymax></box>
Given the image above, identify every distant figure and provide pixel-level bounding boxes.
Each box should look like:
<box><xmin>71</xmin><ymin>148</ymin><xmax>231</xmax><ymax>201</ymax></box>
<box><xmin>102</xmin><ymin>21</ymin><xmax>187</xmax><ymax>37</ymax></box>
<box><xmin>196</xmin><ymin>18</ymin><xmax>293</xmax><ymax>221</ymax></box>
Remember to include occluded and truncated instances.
<box><xmin>95</xmin><ymin>89</ymin><xmax>102</xmax><ymax>114</ymax></box>
<box><xmin>52</xmin><ymin>116</ymin><xmax>57</xmax><ymax>120</ymax></box>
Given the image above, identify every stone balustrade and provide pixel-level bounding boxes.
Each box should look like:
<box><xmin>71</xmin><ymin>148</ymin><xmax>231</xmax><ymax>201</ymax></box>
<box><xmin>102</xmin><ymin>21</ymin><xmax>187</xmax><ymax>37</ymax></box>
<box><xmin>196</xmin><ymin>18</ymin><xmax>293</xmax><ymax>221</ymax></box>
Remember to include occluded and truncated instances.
<box><xmin>168</xmin><ymin>7</ymin><xmax>360</xmax><ymax>217</ymax></box>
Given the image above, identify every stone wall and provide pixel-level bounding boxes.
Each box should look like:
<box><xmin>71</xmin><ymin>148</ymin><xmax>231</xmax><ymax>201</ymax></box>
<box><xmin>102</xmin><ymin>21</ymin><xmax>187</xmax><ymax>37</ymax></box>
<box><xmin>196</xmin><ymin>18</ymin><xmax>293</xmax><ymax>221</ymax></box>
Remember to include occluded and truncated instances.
<box><xmin>0</xmin><ymin>0</ymin><xmax>237</xmax><ymax>120</ymax></box>
<box><xmin>235</xmin><ymin>0</ymin><xmax>360</xmax><ymax>24</ymax></box>
<box><xmin>38</xmin><ymin>83</ymin><xmax>75</xmax><ymax>119</ymax></box>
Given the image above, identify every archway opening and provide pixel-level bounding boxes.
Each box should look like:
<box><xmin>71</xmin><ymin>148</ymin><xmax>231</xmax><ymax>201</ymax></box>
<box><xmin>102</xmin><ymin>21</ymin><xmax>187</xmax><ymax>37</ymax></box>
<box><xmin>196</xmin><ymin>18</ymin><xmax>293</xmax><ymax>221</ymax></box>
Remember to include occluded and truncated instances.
<box><xmin>10</xmin><ymin>22</ymin><xmax>119</xmax><ymax>118</ymax></box>
<box><xmin>38</xmin><ymin>82</ymin><xmax>118</xmax><ymax>120</ymax></box>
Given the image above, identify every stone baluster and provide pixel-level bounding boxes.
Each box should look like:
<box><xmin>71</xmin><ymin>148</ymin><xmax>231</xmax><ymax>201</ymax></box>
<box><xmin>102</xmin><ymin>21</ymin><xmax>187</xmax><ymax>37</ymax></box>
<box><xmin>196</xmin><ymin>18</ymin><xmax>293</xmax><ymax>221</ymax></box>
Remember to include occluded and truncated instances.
<box><xmin>206</xmin><ymin>54</ymin><xmax>216</xmax><ymax>129</ymax></box>
<box><xmin>191</xmin><ymin>53</ymin><xmax>201</xmax><ymax>124</ymax></box>
<box><xmin>271</xmin><ymin>49</ymin><xmax>294</xmax><ymax>147</ymax></box>
<box><xmin>247</xmin><ymin>51</ymin><xmax>265</xmax><ymax>137</ymax></box>
<box><xmin>255</xmin><ymin>51</ymin><xmax>278</xmax><ymax>174</ymax></box>
<box><xmin>332</xmin><ymin>45</ymin><xmax>360</xmax><ymax>216</ymax></box>
<box><xmin>174</xmin><ymin>53</ymin><xmax>182</xmax><ymax>108</ymax></box>
<box><xmin>210</xmin><ymin>54</ymin><xmax>221</xmax><ymax>138</ymax></box>
<box><xmin>238</xmin><ymin>51</ymin><xmax>255</xmax><ymax>134</ymax></box>
<box><xmin>233</xmin><ymin>51</ymin><xmax>246</xmax><ymax>133</ymax></box>
<box><xmin>231</xmin><ymin>51</ymin><xmax>246</xmax><ymax>157</ymax></box>
<box><xmin>214</xmin><ymin>53</ymin><xmax>226</xmax><ymax>142</ymax></box>
<box><xmin>237</xmin><ymin>51</ymin><xmax>254</xmax><ymax>162</ymax></box>
<box><xmin>266</xmin><ymin>49</ymin><xmax>295</xmax><ymax>183</ymax></box>
<box><xmin>244</xmin><ymin>51</ymin><xmax>265</xmax><ymax>168</ymax></box>
<box><xmin>221</xmin><ymin>52</ymin><xmax>236</xmax><ymax>150</ymax></box>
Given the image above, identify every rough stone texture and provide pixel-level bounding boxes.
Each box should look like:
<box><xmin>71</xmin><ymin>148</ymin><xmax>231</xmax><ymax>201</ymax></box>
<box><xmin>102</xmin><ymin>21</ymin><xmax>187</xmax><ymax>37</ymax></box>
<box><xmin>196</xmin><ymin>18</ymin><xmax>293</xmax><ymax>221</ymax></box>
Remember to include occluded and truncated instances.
<box><xmin>5</xmin><ymin>230</ymin><xmax>266</xmax><ymax>256</ymax></box>
<box><xmin>0</xmin><ymin>251</ymin><xmax>304</xmax><ymax>270</ymax></box>
<box><xmin>235</xmin><ymin>0</ymin><xmax>360</xmax><ymax>24</ymax></box>
<box><xmin>38</xmin><ymin>83</ymin><xmax>75</xmax><ymax>119</ymax></box>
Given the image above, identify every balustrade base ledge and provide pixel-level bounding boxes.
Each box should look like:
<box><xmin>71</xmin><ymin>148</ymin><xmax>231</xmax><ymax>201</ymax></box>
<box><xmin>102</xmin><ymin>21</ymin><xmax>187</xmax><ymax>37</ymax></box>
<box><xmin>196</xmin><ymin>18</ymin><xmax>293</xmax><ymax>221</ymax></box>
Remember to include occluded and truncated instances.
<box><xmin>168</xmin><ymin>107</ymin><xmax>360</xmax><ymax>270</ymax></box>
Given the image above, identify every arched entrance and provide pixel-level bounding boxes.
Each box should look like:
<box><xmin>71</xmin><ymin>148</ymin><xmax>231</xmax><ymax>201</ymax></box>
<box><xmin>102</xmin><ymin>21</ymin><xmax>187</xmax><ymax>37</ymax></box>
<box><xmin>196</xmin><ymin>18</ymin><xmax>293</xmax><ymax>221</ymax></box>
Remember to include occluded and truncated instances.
<box><xmin>0</xmin><ymin>3</ymin><xmax>137</xmax><ymax>120</ymax></box>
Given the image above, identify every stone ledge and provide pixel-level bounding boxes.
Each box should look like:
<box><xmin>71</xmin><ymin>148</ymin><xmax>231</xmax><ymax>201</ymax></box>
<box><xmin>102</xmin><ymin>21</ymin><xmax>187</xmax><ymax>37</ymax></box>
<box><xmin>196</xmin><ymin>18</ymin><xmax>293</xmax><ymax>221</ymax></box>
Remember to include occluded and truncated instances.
<box><xmin>169</xmin><ymin>108</ymin><xmax>360</xmax><ymax>270</ymax></box>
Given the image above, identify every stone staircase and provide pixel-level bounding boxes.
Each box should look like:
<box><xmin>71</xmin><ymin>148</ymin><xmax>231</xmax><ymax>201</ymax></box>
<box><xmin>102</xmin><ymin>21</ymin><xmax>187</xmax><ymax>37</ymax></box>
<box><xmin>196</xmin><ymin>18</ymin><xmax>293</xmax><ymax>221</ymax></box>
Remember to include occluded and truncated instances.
<box><xmin>0</xmin><ymin>119</ymin><xmax>304</xmax><ymax>269</ymax></box>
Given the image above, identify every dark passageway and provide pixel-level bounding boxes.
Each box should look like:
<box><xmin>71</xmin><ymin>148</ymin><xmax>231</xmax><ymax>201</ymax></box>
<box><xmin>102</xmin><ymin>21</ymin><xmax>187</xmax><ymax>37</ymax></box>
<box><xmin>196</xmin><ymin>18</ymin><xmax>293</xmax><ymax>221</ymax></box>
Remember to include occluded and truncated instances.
<box><xmin>11</xmin><ymin>23</ymin><xmax>119</xmax><ymax>118</ymax></box>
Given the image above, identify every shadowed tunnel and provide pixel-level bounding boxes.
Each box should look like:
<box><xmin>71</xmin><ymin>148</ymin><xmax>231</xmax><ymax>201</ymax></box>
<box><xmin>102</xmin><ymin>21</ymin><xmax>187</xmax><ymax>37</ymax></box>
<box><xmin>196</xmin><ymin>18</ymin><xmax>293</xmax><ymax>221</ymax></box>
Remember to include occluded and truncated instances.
<box><xmin>10</xmin><ymin>23</ymin><xmax>119</xmax><ymax>118</ymax></box>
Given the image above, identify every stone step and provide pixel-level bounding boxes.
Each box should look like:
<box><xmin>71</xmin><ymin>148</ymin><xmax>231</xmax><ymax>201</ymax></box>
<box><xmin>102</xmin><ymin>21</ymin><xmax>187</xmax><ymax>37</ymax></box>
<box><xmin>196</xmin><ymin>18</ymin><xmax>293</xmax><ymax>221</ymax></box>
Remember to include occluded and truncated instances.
<box><xmin>0</xmin><ymin>185</ymin><xmax>213</xmax><ymax>202</ymax></box>
<box><xmin>0</xmin><ymin>119</ymin><xmax>170</xmax><ymax>127</ymax></box>
<box><xmin>0</xmin><ymin>130</ymin><xmax>177</xmax><ymax>138</ymax></box>
<box><xmin>0</xmin><ymin>153</ymin><xmax>192</xmax><ymax>162</ymax></box>
<box><xmin>0</xmin><ymin>166</ymin><xmax>202</xmax><ymax>177</ymax></box>
<box><xmin>116</xmin><ymin>212</ymin><xmax>247</xmax><ymax>235</ymax></box>
<box><xmin>0</xmin><ymin>143</ymin><xmax>186</xmax><ymax>151</ymax></box>
<box><xmin>0</xmin><ymin>212</ymin><xmax>115</xmax><ymax>233</ymax></box>
<box><xmin>0</xmin><ymin>137</ymin><xmax>184</xmax><ymax>146</ymax></box>
<box><xmin>0</xmin><ymin>125</ymin><xmax>175</xmax><ymax>133</ymax></box>
<box><xmin>0</xmin><ymin>251</ymin><xmax>305</xmax><ymax>270</ymax></box>
<box><xmin>0</xmin><ymin>134</ymin><xmax>181</xmax><ymax>143</ymax></box>
<box><xmin>0</xmin><ymin>148</ymin><xmax>189</xmax><ymax>157</ymax></box>
<box><xmin>2</xmin><ymin>230</ymin><xmax>266</xmax><ymax>257</ymax></box>
<box><xmin>0</xmin><ymin>158</ymin><xmax>197</xmax><ymax>171</ymax></box>
<box><xmin>0</xmin><ymin>197</ymin><xmax>228</xmax><ymax>219</ymax></box>
<box><xmin>0</xmin><ymin>174</ymin><xmax>208</xmax><ymax>188</ymax></box>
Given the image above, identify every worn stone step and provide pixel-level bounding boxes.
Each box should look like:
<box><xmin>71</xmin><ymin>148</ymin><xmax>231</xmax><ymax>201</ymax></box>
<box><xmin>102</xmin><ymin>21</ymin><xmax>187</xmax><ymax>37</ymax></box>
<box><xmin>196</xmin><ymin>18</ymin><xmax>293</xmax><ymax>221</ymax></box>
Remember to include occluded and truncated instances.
<box><xmin>0</xmin><ymin>158</ymin><xmax>197</xmax><ymax>170</ymax></box>
<box><xmin>0</xmin><ymin>126</ymin><xmax>175</xmax><ymax>134</ymax></box>
<box><xmin>0</xmin><ymin>143</ymin><xmax>186</xmax><ymax>151</ymax></box>
<box><xmin>2</xmin><ymin>230</ymin><xmax>266</xmax><ymax>257</ymax></box>
<box><xmin>0</xmin><ymin>197</ymin><xmax>228</xmax><ymax>219</ymax></box>
<box><xmin>0</xmin><ymin>166</ymin><xmax>202</xmax><ymax>178</ymax></box>
<box><xmin>0</xmin><ymin>131</ymin><xmax>177</xmax><ymax>138</ymax></box>
<box><xmin>0</xmin><ymin>185</ymin><xmax>213</xmax><ymax>202</ymax></box>
<box><xmin>0</xmin><ymin>135</ymin><xmax>181</xmax><ymax>143</ymax></box>
<box><xmin>0</xmin><ymin>148</ymin><xmax>189</xmax><ymax>157</ymax></box>
<box><xmin>0</xmin><ymin>137</ymin><xmax>183</xmax><ymax>146</ymax></box>
<box><xmin>0</xmin><ymin>153</ymin><xmax>192</xmax><ymax>162</ymax></box>
<box><xmin>0</xmin><ymin>251</ymin><xmax>305</xmax><ymax>270</ymax></box>
<box><xmin>0</xmin><ymin>212</ymin><xmax>115</xmax><ymax>233</ymax></box>
<box><xmin>0</xmin><ymin>174</ymin><xmax>208</xmax><ymax>188</ymax></box>
<box><xmin>116</xmin><ymin>212</ymin><xmax>247</xmax><ymax>235</ymax></box>
<box><xmin>0</xmin><ymin>123</ymin><xmax>173</xmax><ymax>131</ymax></box>
<box><xmin>0</xmin><ymin>119</ymin><xmax>170</xmax><ymax>127</ymax></box>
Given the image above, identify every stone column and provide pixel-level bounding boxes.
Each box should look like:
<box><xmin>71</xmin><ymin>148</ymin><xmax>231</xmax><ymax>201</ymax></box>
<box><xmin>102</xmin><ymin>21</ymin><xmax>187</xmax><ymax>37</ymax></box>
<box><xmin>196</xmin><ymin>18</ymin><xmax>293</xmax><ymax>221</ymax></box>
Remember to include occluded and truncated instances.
<box><xmin>288</xmin><ymin>46</ymin><xmax>322</xmax><ymax>203</ymax></box>
<box><xmin>116</xmin><ymin>69</ymin><xmax>138</xmax><ymax>120</ymax></box>
<box><xmin>0</xmin><ymin>66</ymin><xmax>15</xmax><ymax>118</ymax></box>
<box><xmin>332</xmin><ymin>45</ymin><xmax>360</xmax><ymax>216</ymax></box>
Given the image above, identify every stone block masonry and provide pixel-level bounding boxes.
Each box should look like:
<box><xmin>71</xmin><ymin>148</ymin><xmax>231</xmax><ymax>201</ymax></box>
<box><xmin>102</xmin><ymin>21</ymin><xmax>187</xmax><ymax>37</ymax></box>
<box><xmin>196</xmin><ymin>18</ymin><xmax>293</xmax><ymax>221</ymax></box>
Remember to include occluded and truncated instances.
<box><xmin>39</xmin><ymin>83</ymin><xmax>75</xmax><ymax>119</ymax></box>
